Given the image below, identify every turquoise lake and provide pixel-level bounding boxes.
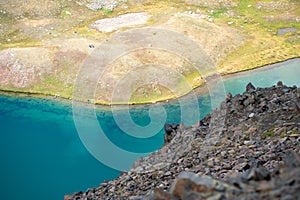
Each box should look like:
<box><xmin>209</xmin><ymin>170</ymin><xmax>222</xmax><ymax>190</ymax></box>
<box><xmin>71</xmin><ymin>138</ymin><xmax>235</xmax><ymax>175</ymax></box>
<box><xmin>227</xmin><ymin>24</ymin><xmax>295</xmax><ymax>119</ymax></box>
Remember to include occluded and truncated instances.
<box><xmin>0</xmin><ymin>59</ymin><xmax>299</xmax><ymax>200</ymax></box>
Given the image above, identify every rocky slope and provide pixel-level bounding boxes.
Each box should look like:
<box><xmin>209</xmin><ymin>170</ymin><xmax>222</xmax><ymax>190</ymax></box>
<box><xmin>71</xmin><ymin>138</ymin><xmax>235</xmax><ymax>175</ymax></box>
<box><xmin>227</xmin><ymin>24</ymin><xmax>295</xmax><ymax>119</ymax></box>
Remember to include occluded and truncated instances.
<box><xmin>65</xmin><ymin>81</ymin><xmax>300</xmax><ymax>200</ymax></box>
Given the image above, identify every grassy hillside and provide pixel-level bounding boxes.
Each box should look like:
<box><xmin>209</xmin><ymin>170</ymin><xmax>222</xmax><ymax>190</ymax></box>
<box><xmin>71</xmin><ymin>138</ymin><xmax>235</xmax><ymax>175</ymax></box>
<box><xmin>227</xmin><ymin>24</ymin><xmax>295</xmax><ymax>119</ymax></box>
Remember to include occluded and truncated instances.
<box><xmin>0</xmin><ymin>0</ymin><xmax>299</xmax><ymax>104</ymax></box>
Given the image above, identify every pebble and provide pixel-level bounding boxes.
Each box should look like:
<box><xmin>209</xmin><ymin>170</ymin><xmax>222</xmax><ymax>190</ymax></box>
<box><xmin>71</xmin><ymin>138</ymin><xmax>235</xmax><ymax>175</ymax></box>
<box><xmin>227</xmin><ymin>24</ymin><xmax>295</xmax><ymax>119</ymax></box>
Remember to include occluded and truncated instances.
<box><xmin>244</xmin><ymin>140</ymin><xmax>252</xmax><ymax>145</ymax></box>
<box><xmin>164</xmin><ymin>171</ymin><xmax>171</xmax><ymax>176</ymax></box>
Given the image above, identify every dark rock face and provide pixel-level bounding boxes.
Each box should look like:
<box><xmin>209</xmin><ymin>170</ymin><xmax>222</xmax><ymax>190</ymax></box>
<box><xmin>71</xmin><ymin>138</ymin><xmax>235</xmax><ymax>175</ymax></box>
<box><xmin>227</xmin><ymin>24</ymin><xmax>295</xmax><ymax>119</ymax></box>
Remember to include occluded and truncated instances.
<box><xmin>226</xmin><ymin>92</ymin><xmax>232</xmax><ymax>102</ymax></box>
<box><xmin>246</xmin><ymin>82</ymin><xmax>256</xmax><ymax>92</ymax></box>
<box><xmin>277</xmin><ymin>80</ymin><xmax>283</xmax><ymax>87</ymax></box>
<box><xmin>163</xmin><ymin>123</ymin><xmax>179</xmax><ymax>144</ymax></box>
<box><xmin>65</xmin><ymin>82</ymin><xmax>300</xmax><ymax>200</ymax></box>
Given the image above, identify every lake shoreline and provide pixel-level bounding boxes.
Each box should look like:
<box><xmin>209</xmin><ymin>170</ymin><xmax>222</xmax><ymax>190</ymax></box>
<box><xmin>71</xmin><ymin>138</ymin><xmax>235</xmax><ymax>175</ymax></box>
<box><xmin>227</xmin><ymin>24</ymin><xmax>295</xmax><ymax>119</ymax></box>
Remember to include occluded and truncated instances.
<box><xmin>0</xmin><ymin>57</ymin><xmax>299</xmax><ymax>108</ymax></box>
<box><xmin>65</xmin><ymin>75</ymin><xmax>300</xmax><ymax>200</ymax></box>
<box><xmin>222</xmin><ymin>57</ymin><xmax>300</xmax><ymax>79</ymax></box>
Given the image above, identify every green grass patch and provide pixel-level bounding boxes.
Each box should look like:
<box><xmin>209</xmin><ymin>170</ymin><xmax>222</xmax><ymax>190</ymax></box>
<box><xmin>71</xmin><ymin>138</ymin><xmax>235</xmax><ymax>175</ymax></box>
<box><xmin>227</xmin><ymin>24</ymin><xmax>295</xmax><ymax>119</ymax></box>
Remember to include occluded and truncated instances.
<box><xmin>261</xmin><ymin>129</ymin><xmax>275</xmax><ymax>137</ymax></box>
<box><xmin>101</xmin><ymin>8</ymin><xmax>114</xmax><ymax>15</ymax></box>
<box><xmin>243</xmin><ymin>136</ymin><xmax>250</xmax><ymax>140</ymax></box>
<box><xmin>60</xmin><ymin>6</ymin><xmax>72</xmax><ymax>18</ymax></box>
<box><xmin>209</xmin><ymin>8</ymin><xmax>227</xmax><ymax>18</ymax></box>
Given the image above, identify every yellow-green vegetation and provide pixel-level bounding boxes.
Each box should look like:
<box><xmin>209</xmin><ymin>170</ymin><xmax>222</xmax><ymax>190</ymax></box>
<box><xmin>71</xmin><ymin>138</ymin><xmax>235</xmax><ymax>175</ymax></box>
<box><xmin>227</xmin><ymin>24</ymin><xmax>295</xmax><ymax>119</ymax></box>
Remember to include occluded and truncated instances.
<box><xmin>243</xmin><ymin>136</ymin><xmax>250</xmax><ymax>140</ymax></box>
<box><xmin>0</xmin><ymin>0</ymin><xmax>299</xmax><ymax>104</ymax></box>
<box><xmin>214</xmin><ymin>0</ymin><xmax>300</xmax><ymax>73</ymax></box>
<box><xmin>261</xmin><ymin>129</ymin><xmax>275</xmax><ymax>138</ymax></box>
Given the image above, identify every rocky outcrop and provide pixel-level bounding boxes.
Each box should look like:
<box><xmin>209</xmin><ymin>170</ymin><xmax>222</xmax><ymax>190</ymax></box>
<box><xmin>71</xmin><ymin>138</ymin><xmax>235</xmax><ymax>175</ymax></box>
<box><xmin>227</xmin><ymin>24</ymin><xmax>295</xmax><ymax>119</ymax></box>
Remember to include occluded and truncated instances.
<box><xmin>65</xmin><ymin>81</ymin><xmax>300</xmax><ymax>200</ymax></box>
<box><xmin>90</xmin><ymin>12</ymin><xmax>150</xmax><ymax>32</ymax></box>
<box><xmin>163</xmin><ymin>123</ymin><xmax>179</xmax><ymax>144</ymax></box>
<box><xmin>76</xmin><ymin>0</ymin><xmax>121</xmax><ymax>11</ymax></box>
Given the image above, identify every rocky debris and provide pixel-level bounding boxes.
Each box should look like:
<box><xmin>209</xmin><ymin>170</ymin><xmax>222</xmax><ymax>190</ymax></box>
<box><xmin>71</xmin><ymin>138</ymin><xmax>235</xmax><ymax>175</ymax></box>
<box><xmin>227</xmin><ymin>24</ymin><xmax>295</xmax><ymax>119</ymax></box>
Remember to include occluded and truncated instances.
<box><xmin>226</xmin><ymin>93</ymin><xmax>233</xmax><ymax>102</ymax></box>
<box><xmin>65</xmin><ymin>82</ymin><xmax>300</xmax><ymax>200</ymax></box>
<box><xmin>163</xmin><ymin>123</ymin><xmax>179</xmax><ymax>144</ymax></box>
<box><xmin>145</xmin><ymin>151</ymin><xmax>300</xmax><ymax>200</ymax></box>
<box><xmin>131</xmin><ymin>122</ymin><xmax>195</xmax><ymax>173</ymax></box>
<box><xmin>76</xmin><ymin>0</ymin><xmax>120</xmax><ymax>11</ymax></box>
<box><xmin>90</xmin><ymin>12</ymin><xmax>150</xmax><ymax>32</ymax></box>
<box><xmin>256</xmin><ymin>1</ymin><xmax>292</xmax><ymax>11</ymax></box>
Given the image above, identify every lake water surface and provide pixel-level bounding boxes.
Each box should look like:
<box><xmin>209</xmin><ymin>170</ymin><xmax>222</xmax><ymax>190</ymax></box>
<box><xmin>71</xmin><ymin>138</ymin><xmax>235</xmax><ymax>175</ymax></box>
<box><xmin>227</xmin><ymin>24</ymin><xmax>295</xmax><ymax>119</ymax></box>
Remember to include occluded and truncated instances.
<box><xmin>0</xmin><ymin>59</ymin><xmax>299</xmax><ymax>200</ymax></box>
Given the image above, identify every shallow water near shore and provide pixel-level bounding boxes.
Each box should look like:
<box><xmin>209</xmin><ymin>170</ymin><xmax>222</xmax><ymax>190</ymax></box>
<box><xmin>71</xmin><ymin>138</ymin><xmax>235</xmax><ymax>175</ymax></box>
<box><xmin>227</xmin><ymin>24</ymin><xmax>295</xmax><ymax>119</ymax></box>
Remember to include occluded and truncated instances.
<box><xmin>0</xmin><ymin>59</ymin><xmax>299</xmax><ymax>200</ymax></box>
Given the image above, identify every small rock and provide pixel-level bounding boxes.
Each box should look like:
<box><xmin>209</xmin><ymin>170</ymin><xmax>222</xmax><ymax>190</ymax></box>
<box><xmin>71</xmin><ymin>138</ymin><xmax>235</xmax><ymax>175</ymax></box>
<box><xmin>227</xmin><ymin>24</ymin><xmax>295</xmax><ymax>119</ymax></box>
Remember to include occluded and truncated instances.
<box><xmin>226</xmin><ymin>93</ymin><xmax>232</xmax><ymax>102</ymax></box>
<box><xmin>244</xmin><ymin>140</ymin><xmax>252</xmax><ymax>145</ymax></box>
<box><xmin>289</xmin><ymin>134</ymin><xmax>300</xmax><ymax>137</ymax></box>
<box><xmin>249</xmin><ymin>113</ymin><xmax>255</xmax><ymax>118</ymax></box>
<box><xmin>245</xmin><ymin>166</ymin><xmax>270</xmax><ymax>181</ymax></box>
<box><xmin>246</xmin><ymin>82</ymin><xmax>256</xmax><ymax>92</ymax></box>
<box><xmin>277</xmin><ymin>81</ymin><xmax>283</xmax><ymax>87</ymax></box>
<box><xmin>164</xmin><ymin>171</ymin><xmax>171</xmax><ymax>176</ymax></box>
